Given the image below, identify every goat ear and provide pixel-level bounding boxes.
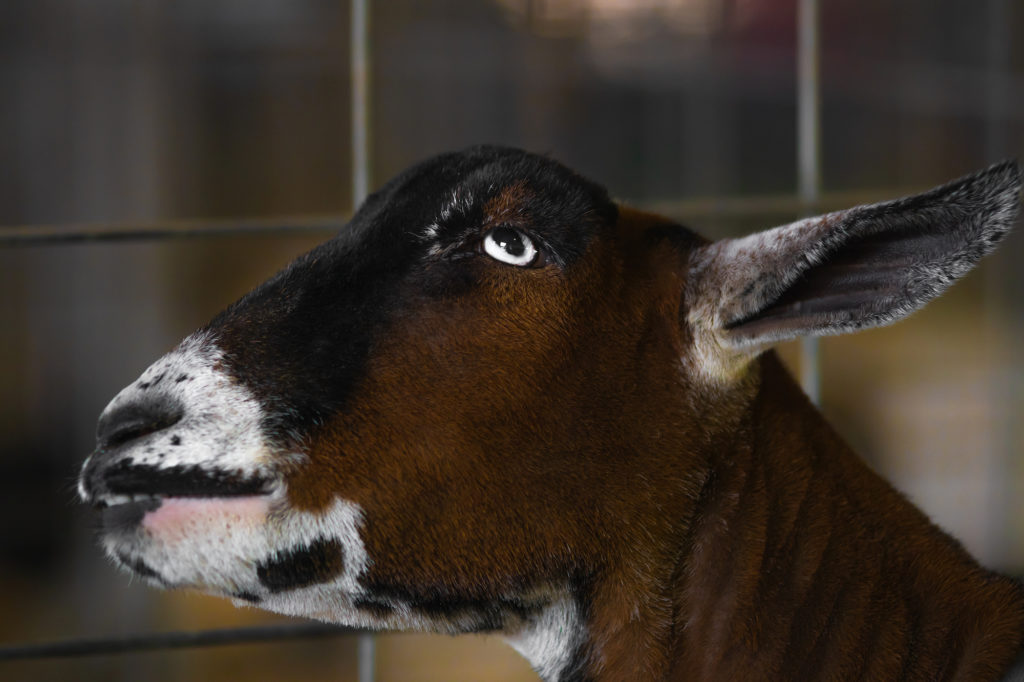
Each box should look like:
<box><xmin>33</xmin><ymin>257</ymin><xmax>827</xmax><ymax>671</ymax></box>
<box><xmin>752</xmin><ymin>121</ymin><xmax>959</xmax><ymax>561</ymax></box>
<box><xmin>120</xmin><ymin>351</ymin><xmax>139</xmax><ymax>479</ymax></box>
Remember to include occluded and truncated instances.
<box><xmin>687</xmin><ymin>161</ymin><xmax>1021</xmax><ymax>354</ymax></box>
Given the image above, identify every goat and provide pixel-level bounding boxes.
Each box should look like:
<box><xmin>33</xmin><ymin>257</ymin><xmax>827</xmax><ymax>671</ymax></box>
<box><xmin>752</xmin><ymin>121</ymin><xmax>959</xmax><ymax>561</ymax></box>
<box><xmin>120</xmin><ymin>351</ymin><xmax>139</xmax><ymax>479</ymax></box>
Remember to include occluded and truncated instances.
<box><xmin>79</xmin><ymin>146</ymin><xmax>1024</xmax><ymax>681</ymax></box>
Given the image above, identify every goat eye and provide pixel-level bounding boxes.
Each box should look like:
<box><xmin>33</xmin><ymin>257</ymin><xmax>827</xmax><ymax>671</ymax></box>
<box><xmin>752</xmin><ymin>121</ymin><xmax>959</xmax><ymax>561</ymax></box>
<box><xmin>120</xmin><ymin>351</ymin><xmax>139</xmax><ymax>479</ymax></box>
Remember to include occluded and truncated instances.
<box><xmin>482</xmin><ymin>226</ymin><xmax>539</xmax><ymax>267</ymax></box>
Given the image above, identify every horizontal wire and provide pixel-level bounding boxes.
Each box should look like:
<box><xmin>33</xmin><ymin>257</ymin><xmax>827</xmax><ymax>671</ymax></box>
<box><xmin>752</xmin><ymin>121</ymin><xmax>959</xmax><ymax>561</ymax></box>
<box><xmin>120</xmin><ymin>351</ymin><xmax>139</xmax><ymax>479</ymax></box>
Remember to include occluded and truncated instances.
<box><xmin>0</xmin><ymin>215</ymin><xmax>347</xmax><ymax>247</ymax></box>
<box><xmin>0</xmin><ymin>623</ymin><xmax>368</xmax><ymax>662</ymax></box>
<box><xmin>0</xmin><ymin>188</ymin><xmax>918</xmax><ymax>247</ymax></box>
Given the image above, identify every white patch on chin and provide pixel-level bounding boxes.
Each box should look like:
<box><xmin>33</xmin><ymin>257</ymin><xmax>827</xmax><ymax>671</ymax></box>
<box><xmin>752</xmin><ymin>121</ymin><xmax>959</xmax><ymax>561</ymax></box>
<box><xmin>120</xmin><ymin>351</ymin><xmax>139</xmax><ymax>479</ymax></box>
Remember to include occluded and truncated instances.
<box><xmin>504</xmin><ymin>592</ymin><xmax>584</xmax><ymax>682</ymax></box>
<box><xmin>107</xmin><ymin>495</ymin><xmax>369</xmax><ymax>599</ymax></box>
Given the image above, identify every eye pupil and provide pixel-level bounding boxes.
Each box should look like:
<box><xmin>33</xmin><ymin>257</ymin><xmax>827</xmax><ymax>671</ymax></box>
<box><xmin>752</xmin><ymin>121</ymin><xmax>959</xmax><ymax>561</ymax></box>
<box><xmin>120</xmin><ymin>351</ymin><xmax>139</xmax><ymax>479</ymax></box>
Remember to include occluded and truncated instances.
<box><xmin>492</xmin><ymin>227</ymin><xmax>525</xmax><ymax>257</ymax></box>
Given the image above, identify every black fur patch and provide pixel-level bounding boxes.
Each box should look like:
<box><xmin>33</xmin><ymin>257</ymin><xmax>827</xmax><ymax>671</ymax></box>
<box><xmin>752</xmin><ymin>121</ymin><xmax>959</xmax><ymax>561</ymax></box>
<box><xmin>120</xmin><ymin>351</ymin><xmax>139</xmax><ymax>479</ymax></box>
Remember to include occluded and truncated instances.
<box><xmin>233</xmin><ymin>591</ymin><xmax>263</xmax><ymax>604</ymax></box>
<box><xmin>358</xmin><ymin>580</ymin><xmax>545</xmax><ymax>633</ymax></box>
<box><xmin>207</xmin><ymin>146</ymin><xmax>617</xmax><ymax>441</ymax></box>
<box><xmin>559</xmin><ymin>573</ymin><xmax>596</xmax><ymax>682</ymax></box>
<box><xmin>558</xmin><ymin>640</ymin><xmax>593</xmax><ymax>682</ymax></box>
<box><xmin>352</xmin><ymin>596</ymin><xmax>395</xmax><ymax>618</ymax></box>
<box><xmin>256</xmin><ymin>537</ymin><xmax>345</xmax><ymax>593</ymax></box>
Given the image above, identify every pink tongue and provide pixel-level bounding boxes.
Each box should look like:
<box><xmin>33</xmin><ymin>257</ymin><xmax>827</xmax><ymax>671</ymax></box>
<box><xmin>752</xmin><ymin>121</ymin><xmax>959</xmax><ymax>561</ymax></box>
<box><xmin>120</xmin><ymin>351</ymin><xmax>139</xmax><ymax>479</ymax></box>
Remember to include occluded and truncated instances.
<box><xmin>142</xmin><ymin>496</ymin><xmax>270</xmax><ymax>533</ymax></box>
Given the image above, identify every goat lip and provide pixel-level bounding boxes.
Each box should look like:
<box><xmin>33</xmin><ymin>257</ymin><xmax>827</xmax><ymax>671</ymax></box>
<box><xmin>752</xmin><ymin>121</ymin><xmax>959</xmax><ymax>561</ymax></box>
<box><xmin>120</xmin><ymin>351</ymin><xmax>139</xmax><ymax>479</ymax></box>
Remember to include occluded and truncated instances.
<box><xmin>97</xmin><ymin>492</ymin><xmax>275</xmax><ymax>534</ymax></box>
<box><xmin>100</xmin><ymin>497</ymin><xmax>164</xmax><ymax>532</ymax></box>
<box><xmin>91</xmin><ymin>489</ymin><xmax>276</xmax><ymax>509</ymax></box>
<box><xmin>93</xmin><ymin>494</ymin><xmax>163</xmax><ymax>510</ymax></box>
<box><xmin>96</xmin><ymin>461</ymin><xmax>277</xmax><ymax>502</ymax></box>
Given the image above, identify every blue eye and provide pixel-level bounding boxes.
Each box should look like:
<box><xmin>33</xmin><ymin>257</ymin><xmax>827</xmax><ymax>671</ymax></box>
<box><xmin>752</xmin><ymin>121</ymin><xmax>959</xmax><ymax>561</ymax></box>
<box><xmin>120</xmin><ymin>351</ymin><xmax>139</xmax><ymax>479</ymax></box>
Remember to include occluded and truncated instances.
<box><xmin>482</xmin><ymin>227</ymin><xmax>538</xmax><ymax>267</ymax></box>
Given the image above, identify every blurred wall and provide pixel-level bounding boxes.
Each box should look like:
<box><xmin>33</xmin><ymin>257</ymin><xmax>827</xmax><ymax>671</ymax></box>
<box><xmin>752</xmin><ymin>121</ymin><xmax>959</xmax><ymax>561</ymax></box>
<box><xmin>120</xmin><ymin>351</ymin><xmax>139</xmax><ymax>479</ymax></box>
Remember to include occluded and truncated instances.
<box><xmin>2</xmin><ymin>1</ymin><xmax>1023</xmax><ymax>680</ymax></box>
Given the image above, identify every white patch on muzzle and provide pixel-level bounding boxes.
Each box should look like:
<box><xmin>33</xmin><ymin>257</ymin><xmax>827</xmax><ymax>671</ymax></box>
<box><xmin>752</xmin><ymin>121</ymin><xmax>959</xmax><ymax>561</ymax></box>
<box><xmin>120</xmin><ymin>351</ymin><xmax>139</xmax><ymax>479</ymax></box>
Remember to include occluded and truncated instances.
<box><xmin>78</xmin><ymin>332</ymin><xmax>282</xmax><ymax>503</ymax></box>
<box><xmin>82</xmin><ymin>334</ymin><xmax>381</xmax><ymax>624</ymax></box>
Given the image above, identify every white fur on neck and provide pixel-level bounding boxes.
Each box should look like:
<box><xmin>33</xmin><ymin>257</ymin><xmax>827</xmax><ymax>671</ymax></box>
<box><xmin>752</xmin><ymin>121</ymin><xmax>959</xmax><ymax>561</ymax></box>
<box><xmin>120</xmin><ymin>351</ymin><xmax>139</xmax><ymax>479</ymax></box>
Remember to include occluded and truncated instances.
<box><xmin>504</xmin><ymin>592</ymin><xmax>584</xmax><ymax>682</ymax></box>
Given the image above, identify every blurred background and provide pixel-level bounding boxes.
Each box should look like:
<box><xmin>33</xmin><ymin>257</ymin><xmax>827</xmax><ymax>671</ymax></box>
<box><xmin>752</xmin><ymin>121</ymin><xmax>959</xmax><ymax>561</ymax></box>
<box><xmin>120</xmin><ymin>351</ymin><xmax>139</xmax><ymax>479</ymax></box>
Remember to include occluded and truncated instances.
<box><xmin>2</xmin><ymin>0</ymin><xmax>1024</xmax><ymax>680</ymax></box>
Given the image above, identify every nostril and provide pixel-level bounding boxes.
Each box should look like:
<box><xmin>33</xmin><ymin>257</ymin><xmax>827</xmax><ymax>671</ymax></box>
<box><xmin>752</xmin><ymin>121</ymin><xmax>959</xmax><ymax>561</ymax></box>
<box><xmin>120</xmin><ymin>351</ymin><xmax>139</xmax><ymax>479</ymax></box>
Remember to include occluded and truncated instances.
<box><xmin>96</xmin><ymin>400</ymin><xmax>184</xmax><ymax>450</ymax></box>
<box><xmin>103</xmin><ymin>419</ymin><xmax>169</xmax><ymax>449</ymax></box>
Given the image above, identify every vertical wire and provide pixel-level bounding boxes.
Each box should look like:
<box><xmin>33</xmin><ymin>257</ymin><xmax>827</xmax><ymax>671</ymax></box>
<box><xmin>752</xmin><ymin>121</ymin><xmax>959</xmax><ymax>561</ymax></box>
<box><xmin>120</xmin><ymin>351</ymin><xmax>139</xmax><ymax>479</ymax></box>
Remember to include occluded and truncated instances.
<box><xmin>351</xmin><ymin>1</ymin><xmax>375</xmax><ymax>681</ymax></box>
<box><xmin>358</xmin><ymin>631</ymin><xmax>375</xmax><ymax>682</ymax></box>
<box><xmin>352</xmin><ymin>0</ymin><xmax>371</xmax><ymax>207</ymax></box>
<box><xmin>797</xmin><ymin>0</ymin><xmax>822</xmax><ymax>405</ymax></box>
<box><xmin>983</xmin><ymin>0</ymin><xmax>1014</xmax><ymax>567</ymax></box>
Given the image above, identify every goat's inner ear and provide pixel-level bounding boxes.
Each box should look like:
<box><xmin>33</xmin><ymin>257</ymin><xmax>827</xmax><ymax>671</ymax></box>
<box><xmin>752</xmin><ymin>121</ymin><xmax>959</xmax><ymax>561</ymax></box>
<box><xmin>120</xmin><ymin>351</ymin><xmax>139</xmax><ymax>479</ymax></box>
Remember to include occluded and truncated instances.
<box><xmin>724</xmin><ymin>207</ymin><xmax>971</xmax><ymax>340</ymax></box>
<box><xmin>689</xmin><ymin>161</ymin><xmax>1020</xmax><ymax>353</ymax></box>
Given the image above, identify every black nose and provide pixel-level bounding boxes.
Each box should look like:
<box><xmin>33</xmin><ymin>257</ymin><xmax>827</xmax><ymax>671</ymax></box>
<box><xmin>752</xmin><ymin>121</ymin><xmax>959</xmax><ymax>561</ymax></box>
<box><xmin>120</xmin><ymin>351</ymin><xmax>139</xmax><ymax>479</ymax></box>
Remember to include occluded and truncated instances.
<box><xmin>96</xmin><ymin>398</ymin><xmax>184</xmax><ymax>450</ymax></box>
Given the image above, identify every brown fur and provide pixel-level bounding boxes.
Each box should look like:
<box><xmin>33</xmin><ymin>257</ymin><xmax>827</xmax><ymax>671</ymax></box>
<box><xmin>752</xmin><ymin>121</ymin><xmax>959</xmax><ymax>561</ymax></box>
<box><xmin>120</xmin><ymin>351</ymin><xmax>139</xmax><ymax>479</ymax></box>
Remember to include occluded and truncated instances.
<box><xmin>483</xmin><ymin>181</ymin><xmax>532</xmax><ymax>227</ymax></box>
<box><xmin>671</xmin><ymin>355</ymin><xmax>1024</xmax><ymax>681</ymax></box>
<box><xmin>282</xmin><ymin>204</ymin><xmax>1024</xmax><ymax>680</ymax></box>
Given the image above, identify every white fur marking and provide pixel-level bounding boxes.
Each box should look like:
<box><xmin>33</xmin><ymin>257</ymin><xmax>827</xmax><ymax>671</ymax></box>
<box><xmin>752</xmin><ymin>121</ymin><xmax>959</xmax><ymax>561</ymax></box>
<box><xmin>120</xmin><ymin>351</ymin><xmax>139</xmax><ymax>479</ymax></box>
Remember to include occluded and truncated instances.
<box><xmin>419</xmin><ymin>188</ymin><xmax>476</xmax><ymax>250</ymax></box>
<box><xmin>81</xmin><ymin>333</ymin><xmax>280</xmax><ymax>504</ymax></box>
<box><xmin>504</xmin><ymin>592</ymin><xmax>583</xmax><ymax>682</ymax></box>
<box><xmin>106</xmin><ymin>495</ymin><xmax>368</xmax><ymax>603</ymax></box>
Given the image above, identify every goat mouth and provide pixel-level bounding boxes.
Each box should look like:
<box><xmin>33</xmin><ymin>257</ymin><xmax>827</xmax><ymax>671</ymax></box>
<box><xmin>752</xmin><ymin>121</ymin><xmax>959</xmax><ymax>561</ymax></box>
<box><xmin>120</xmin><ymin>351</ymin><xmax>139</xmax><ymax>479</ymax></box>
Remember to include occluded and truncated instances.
<box><xmin>100</xmin><ymin>497</ymin><xmax>164</xmax><ymax>532</ymax></box>
<box><xmin>90</xmin><ymin>461</ymin><xmax>276</xmax><ymax>511</ymax></box>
